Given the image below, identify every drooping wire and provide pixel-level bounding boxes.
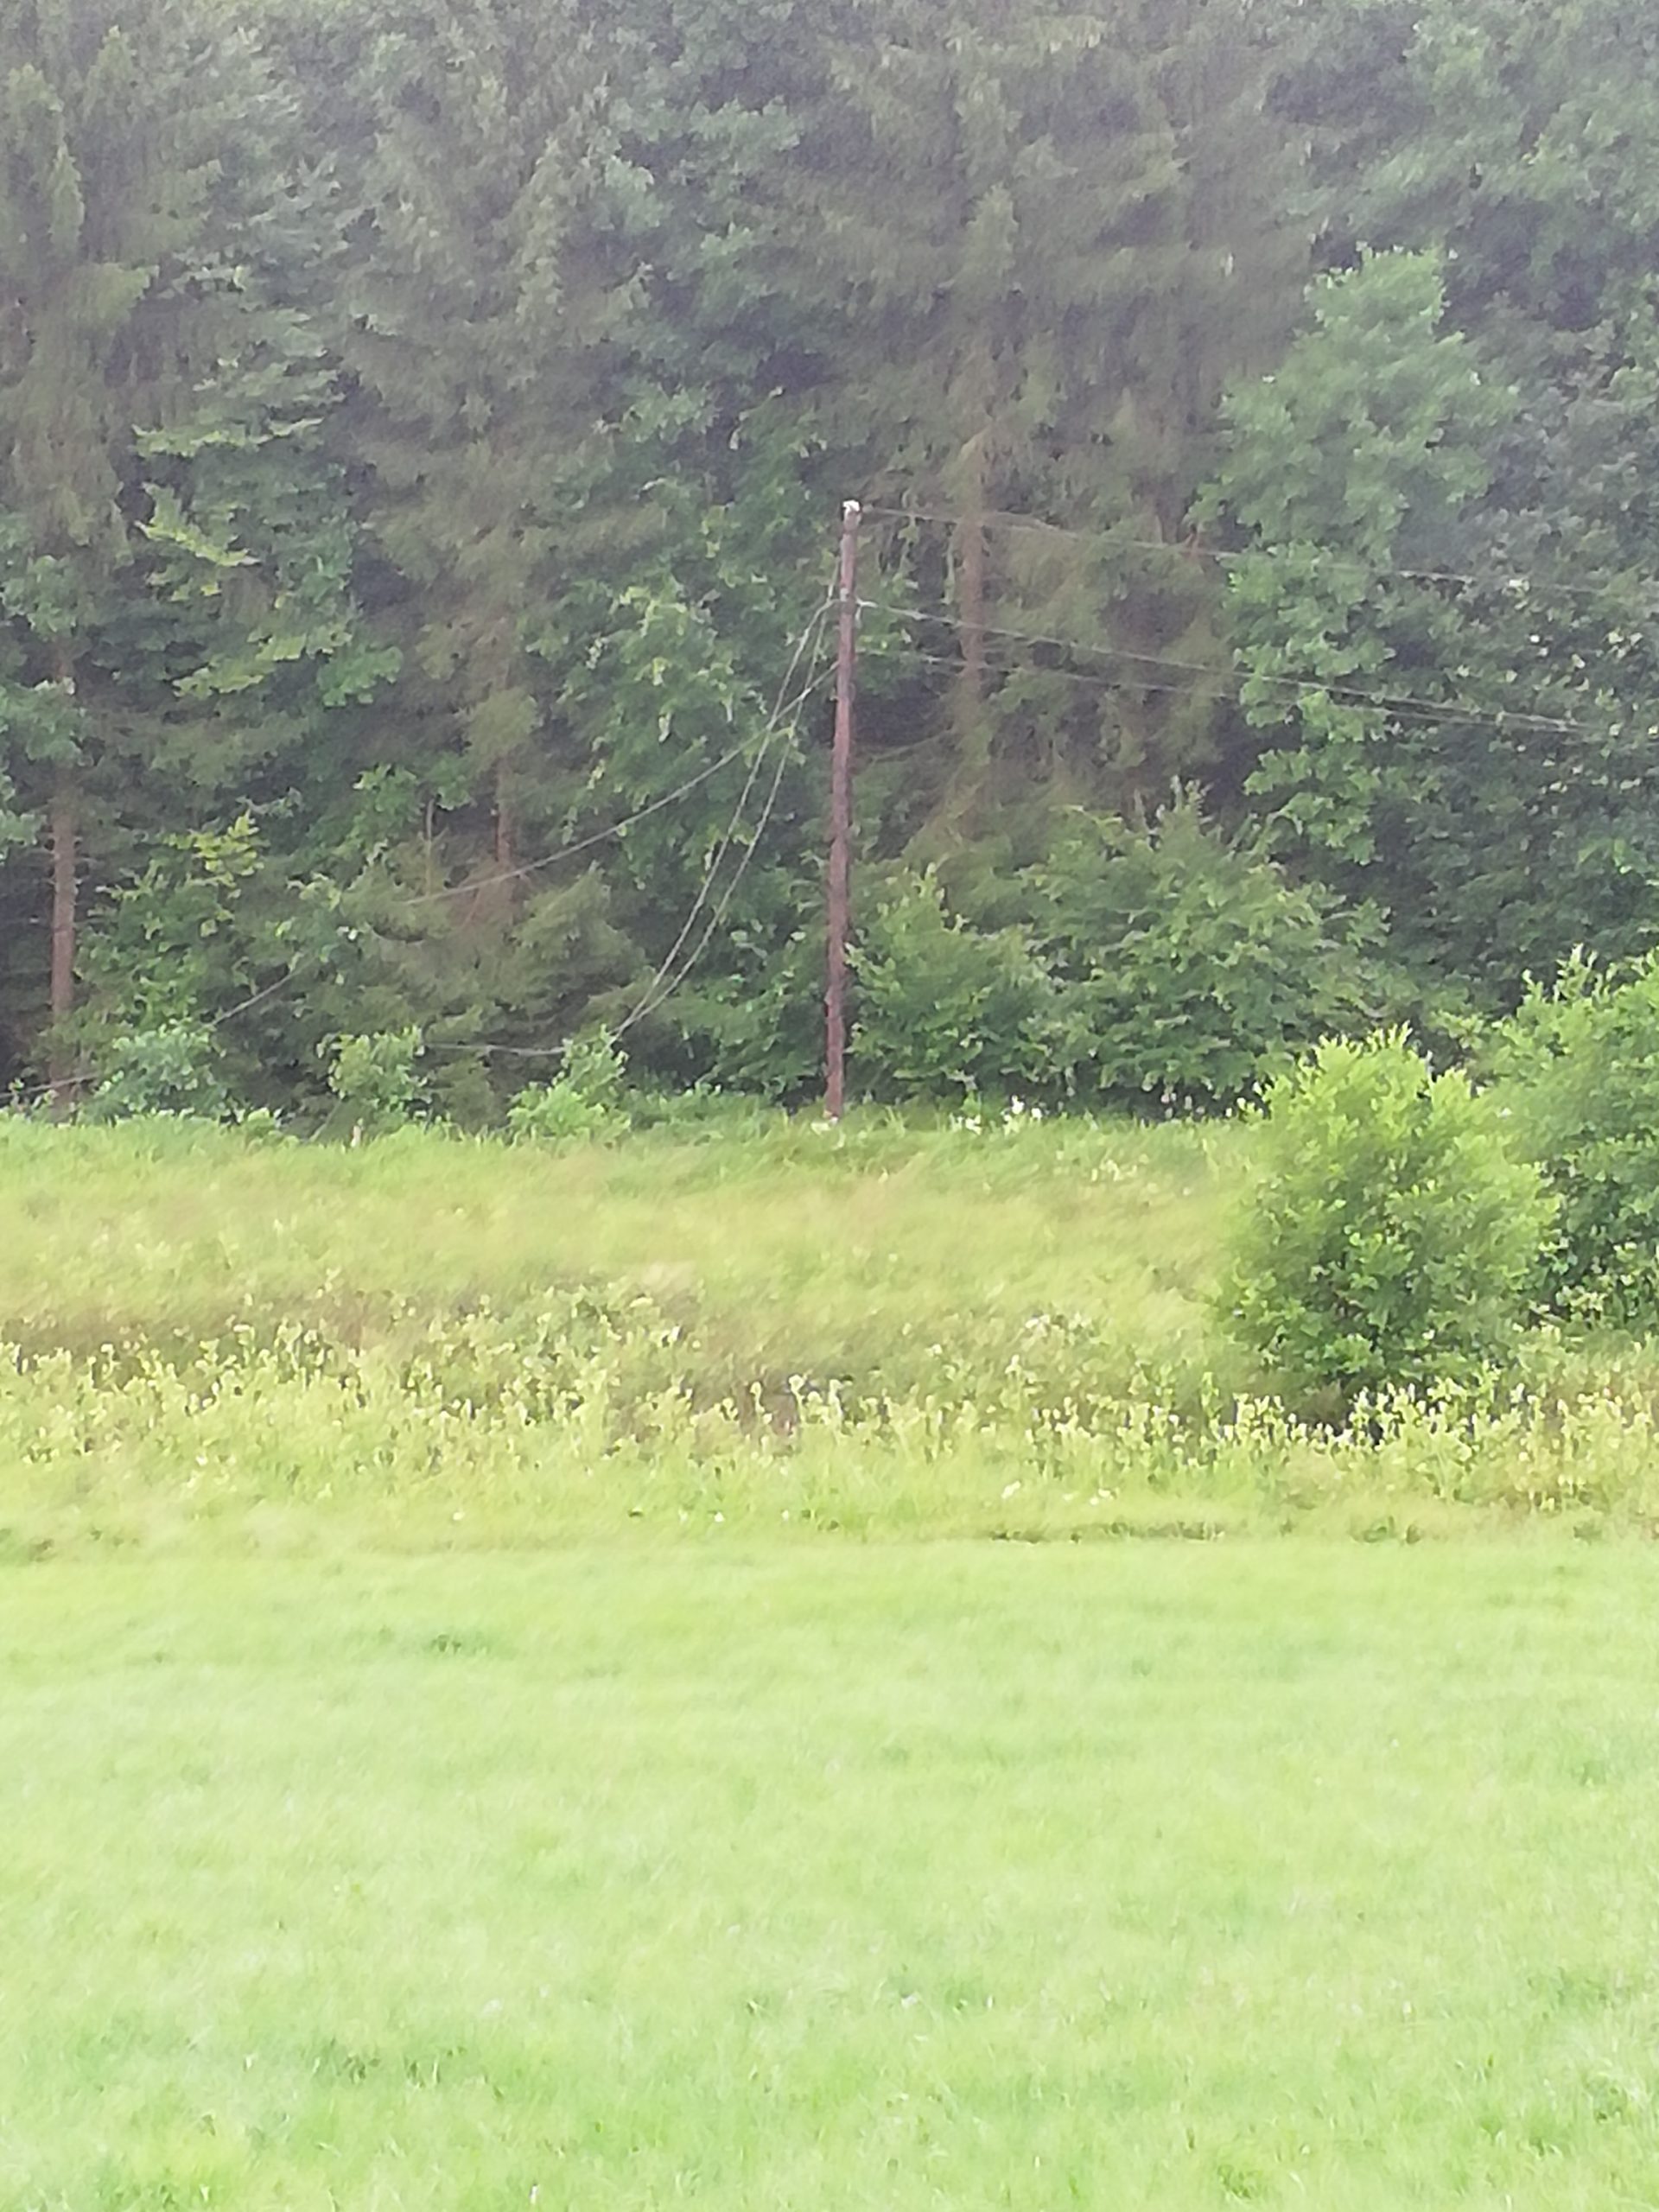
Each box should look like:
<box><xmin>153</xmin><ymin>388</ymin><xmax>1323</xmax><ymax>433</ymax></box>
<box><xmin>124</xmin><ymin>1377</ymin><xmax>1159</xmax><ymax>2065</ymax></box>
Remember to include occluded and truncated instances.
<box><xmin>860</xmin><ymin>500</ymin><xmax>1659</xmax><ymax>613</ymax></box>
<box><xmin>421</xmin><ymin>649</ymin><xmax>836</xmax><ymax>1063</ymax></box>
<box><xmin>612</xmin><ymin>608</ymin><xmax>837</xmax><ymax>1040</ymax></box>
<box><xmin>858</xmin><ymin>595</ymin><xmax>1617</xmax><ymax>742</ymax></box>
<box><xmin>397</xmin><ymin>721</ymin><xmax>799</xmax><ymax>914</ymax></box>
<box><xmin>4</xmin><ymin>591</ymin><xmax>842</xmax><ymax>1103</ymax></box>
<box><xmin>607</xmin><ymin>595</ymin><xmax>836</xmax><ymax>1037</ymax></box>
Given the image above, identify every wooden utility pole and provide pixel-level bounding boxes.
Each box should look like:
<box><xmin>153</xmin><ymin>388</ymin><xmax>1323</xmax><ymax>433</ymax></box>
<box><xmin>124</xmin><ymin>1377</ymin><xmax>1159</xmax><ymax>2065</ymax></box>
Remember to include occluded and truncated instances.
<box><xmin>48</xmin><ymin>643</ymin><xmax>79</xmax><ymax>1118</ymax></box>
<box><xmin>48</xmin><ymin>786</ymin><xmax>77</xmax><ymax>1116</ymax></box>
<box><xmin>824</xmin><ymin>499</ymin><xmax>860</xmax><ymax>1122</ymax></box>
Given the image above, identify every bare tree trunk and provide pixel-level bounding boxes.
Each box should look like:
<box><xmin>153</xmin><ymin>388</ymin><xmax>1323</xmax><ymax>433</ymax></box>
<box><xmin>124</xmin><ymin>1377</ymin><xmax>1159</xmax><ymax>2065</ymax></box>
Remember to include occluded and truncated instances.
<box><xmin>953</xmin><ymin>435</ymin><xmax>989</xmax><ymax>781</ymax></box>
<box><xmin>494</xmin><ymin>761</ymin><xmax>516</xmax><ymax>880</ymax></box>
<box><xmin>44</xmin><ymin>639</ymin><xmax>79</xmax><ymax>1114</ymax></box>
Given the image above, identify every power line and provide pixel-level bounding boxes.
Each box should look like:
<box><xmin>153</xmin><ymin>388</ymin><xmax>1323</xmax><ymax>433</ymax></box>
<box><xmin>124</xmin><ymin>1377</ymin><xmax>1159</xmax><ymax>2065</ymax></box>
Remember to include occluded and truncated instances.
<box><xmin>209</xmin><ymin>968</ymin><xmax>305</xmax><ymax>1030</ymax></box>
<box><xmin>3</xmin><ymin>965</ymin><xmax>306</xmax><ymax>1112</ymax></box>
<box><xmin>5</xmin><ymin>597</ymin><xmax>842</xmax><ymax>1103</ymax></box>
<box><xmin>861</xmin><ymin>500</ymin><xmax>1659</xmax><ymax>613</ymax></box>
<box><xmin>393</xmin><ymin>745</ymin><xmax>756</xmax><ymax>912</ymax></box>
<box><xmin>609</xmin><ymin>598</ymin><xmax>835</xmax><ymax>1036</ymax></box>
<box><xmin>613</xmin><ymin>736</ymin><xmax>796</xmax><ymax>1039</ymax></box>
<box><xmin>424</xmin><ymin>652</ymin><xmax>836</xmax><ymax>1064</ymax></box>
<box><xmin>405</xmin><ymin>608</ymin><xmax>838</xmax><ymax>1063</ymax></box>
<box><xmin>861</xmin><ymin>595</ymin><xmax>1619</xmax><ymax>741</ymax></box>
<box><xmin>893</xmin><ymin>642</ymin><xmax>1238</xmax><ymax>713</ymax></box>
<box><xmin>892</xmin><ymin>637</ymin><xmax>1595</xmax><ymax>744</ymax></box>
<box><xmin>396</xmin><ymin>594</ymin><xmax>836</xmax><ymax>915</ymax></box>
<box><xmin>613</xmin><ymin>620</ymin><xmax>836</xmax><ymax>1039</ymax></box>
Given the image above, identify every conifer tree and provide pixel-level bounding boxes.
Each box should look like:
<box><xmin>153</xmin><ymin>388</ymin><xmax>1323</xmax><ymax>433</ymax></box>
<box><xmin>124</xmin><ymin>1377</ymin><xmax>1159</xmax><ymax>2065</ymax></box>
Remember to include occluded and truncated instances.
<box><xmin>0</xmin><ymin>0</ymin><xmax>384</xmax><ymax>1096</ymax></box>
<box><xmin>779</xmin><ymin>0</ymin><xmax>1306</xmax><ymax>830</ymax></box>
<box><xmin>296</xmin><ymin>0</ymin><xmax>841</xmax><ymax>1095</ymax></box>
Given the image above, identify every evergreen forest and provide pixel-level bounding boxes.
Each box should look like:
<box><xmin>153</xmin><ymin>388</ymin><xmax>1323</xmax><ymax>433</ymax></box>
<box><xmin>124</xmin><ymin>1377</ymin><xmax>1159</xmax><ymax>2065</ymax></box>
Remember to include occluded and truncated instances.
<box><xmin>3</xmin><ymin>0</ymin><xmax>1657</xmax><ymax>1122</ymax></box>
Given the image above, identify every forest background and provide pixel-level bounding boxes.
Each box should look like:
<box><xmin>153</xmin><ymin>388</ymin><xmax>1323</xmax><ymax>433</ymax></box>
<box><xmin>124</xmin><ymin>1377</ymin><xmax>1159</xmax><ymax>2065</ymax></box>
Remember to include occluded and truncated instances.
<box><xmin>3</xmin><ymin>0</ymin><xmax>1656</xmax><ymax>1122</ymax></box>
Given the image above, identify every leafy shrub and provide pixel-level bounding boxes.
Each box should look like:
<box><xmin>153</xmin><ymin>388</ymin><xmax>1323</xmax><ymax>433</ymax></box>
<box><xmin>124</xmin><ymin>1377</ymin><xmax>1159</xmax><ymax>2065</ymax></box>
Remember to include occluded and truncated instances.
<box><xmin>507</xmin><ymin>1028</ymin><xmax>630</xmax><ymax>1144</ymax></box>
<box><xmin>1478</xmin><ymin>951</ymin><xmax>1659</xmax><ymax>1325</ymax></box>
<box><xmin>1035</xmin><ymin>795</ymin><xmax>1377</xmax><ymax>1112</ymax></box>
<box><xmin>624</xmin><ymin>1084</ymin><xmax>780</xmax><ymax>1139</ymax></box>
<box><xmin>1223</xmin><ymin>1030</ymin><xmax>1554</xmax><ymax>1408</ymax></box>
<box><xmin>231</xmin><ymin>1104</ymin><xmax>287</xmax><ymax>1142</ymax></box>
<box><xmin>81</xmin><ymin>817</ymin><xmax>263</xmax><ymax>1033</ymax></box>
<box><xmin>327</xmin><ymin>1027</ymin><xmax>424</xmax><ymax>1131</ymax></box>
<box><xmin>86</xmin><ymin>1022</ymin><xmax>230</xmax><ymax>1122</ymax></box>
<box><xmin>663</xmin><ymin>890</ymin><xmax>825</xmax><ymax>1103</ymax></box>
<box><xmin>850</xmin><ymin>868</ymin><xmax>1052</xmax><ymax>1102</ymax></box>
<box><xmin>506</xmin><ymin>1084</ymin><xmax>610</xmax><ymax>1144</ymax></box>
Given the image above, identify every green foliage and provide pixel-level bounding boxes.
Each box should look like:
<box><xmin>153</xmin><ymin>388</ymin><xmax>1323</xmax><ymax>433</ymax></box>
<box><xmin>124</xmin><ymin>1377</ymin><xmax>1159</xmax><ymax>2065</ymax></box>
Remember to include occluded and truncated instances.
<box><xmin>505</xmin><ymin>1081</ymin><xmax>607</xmax><ymax>1145</ymax></box>
<box><xmin>1478</xmin><ymin>953</ymin><xmax>1659</xmax><ymax>1326</ymax></box>
<box><xmin>623</xmin><ymin>1085</ymin><xmax>781</xmax><ymax>1140</ymax></box>
<box><xmin>9</xmin><ymin>1118</ymin><xmax>1659</xmax><ymax>1541</ymax></box>
<box><xmin>0</xmin><ymin>0</ymin><xmax>387</xmax><ymax>1096</ymax></box>
<box><xmin>791</xmin><ymin>0</ymin><xmax>1306</xmax><ymax>819</ymax></box>
<box><xmin>1205</xmin><ymin>251</ymin><xmax>1514</xmax><ymax>883</ymax></box>
<box><xmin>84</xmin><ymin>1023</ymin><xmax>229</xmax><ymax>1123</ymax></box>
<box><xmin>561</xmin><ymin>1028</ymin><xmax>627</xmax><ymax>1113</ymax></box>
<box><xmin>662</xmin><ymin>889</ymin><xmax>825</xmax><ymax>1104</ymax></box>
<box><xmin>327</xmin><ymin>1027</ymin><xmax>425</xmax><ymax>1132</ymax></box>
<box><xmin>850</xmin><ymin>869</ymin><xmax>1052</xmax><ymax>1103</ymax></box>
<box><xmin>846</xmin><ymin>807</ymin><xmax>1376</xmax><ymax>1113</ymax></box>
<box><xmin>1035</xmin><ymin>796</ymin><xmax>1378</xmax><ymax>1113</ymax></box>
<box><xmin>505</xmin><ymin>1029</ymin><xmax>630</xmax><ymax>1145</ymax></box>
<box><xmin>3</xmin><ymin>0</ymin><xmax>1657</xmax><ymax>1107</ymax></box>
<box><xmin>1224</xmin><ymin>1031</ymin><xmax>1554</xmax><ymax>1407</ymax></box>
<box><xmin>1217</xmin><ymin>9</ymin><xmax>1659</xmax><ymax>1001</ymax></box>
<box><xmin>80</xmin><ymin>817</ymin><xmax>263</xmax><ymax>1029</ymax></box>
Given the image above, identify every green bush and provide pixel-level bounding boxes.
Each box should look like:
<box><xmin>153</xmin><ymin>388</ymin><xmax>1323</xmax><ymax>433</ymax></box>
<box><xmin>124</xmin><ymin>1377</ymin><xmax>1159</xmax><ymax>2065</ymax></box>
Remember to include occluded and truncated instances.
<box><xmin>86</xmin><ymin>1022</ymin><xmax>230</xmax><ymax>1122</ymax></box>
<box><xmin>1223</xmin><ymin>1030</ymin><xmax>1554</xmax><ymax>1408</ymax></box>
<box><xmin>624</xmin><ymin>1084</ymin><xmax>780</xmax><ymax>1139</ymax></box>
<box><xmin>663</xmin><ymin>887</ymin><xmax>825</xmax><ymax>1103</ymax></box>
<box><xmin>1035</xmin><ymin>796</ymin><xmax>1377</xmax><ymax>1113</ymax></box>
<box><xmin>1478</xmin><ymin>951</ymin><xmax>1659</xmax><ymax>1325</ymax></box>
<box><xmin>505</xmin><ymin>1083</ymin><xmax>610</xmax><ymax>1144</ymax></box>
<box><xmin>507</xmin><ymin>1028</ymin><xmax>630</xmax><ymax>1145</ymax></box>
<box><xmin>850</xmin><ymin>868</ymin><xmax>1052</xmax><ymax>1103</ymax></box>
<box><xmin>326</xmin><ymin>1027</ymin><xmax>424</xmax><ymax>1132</ymax></box>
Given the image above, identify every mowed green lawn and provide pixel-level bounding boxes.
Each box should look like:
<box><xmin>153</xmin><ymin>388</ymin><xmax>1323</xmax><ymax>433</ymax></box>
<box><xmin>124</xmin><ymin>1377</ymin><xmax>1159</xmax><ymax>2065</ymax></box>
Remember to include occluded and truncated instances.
<box><xmin>5</xmin><ymin>1541</ymin><xmax>1659</xmax><ymax>2209</ymax></box>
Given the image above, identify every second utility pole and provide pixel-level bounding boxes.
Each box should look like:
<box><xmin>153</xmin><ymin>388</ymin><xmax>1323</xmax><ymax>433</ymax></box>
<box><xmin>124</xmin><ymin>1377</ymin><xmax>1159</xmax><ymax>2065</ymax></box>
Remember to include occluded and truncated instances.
<box><xmin>824</xmin><ymin>499</ymin><xmax>861</xmax><ymax>1122</ymax></box>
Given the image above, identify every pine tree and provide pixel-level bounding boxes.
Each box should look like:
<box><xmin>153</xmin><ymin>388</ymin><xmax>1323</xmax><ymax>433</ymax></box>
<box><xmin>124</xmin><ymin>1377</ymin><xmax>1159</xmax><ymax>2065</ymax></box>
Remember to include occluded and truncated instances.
<box><xmin>776</xmin><ymin>0</ymin><xmax>1307</xmax><ymax>832</ymax></box>
<box><xmin>283</xmin><ymin>0</ymin><xmax>841</xmax><ymax>1097</ymax></box>
<box><xmin>0</xmin><ymin>0</ymin><xmax>385</xmax><ymax>1098</ymax></box>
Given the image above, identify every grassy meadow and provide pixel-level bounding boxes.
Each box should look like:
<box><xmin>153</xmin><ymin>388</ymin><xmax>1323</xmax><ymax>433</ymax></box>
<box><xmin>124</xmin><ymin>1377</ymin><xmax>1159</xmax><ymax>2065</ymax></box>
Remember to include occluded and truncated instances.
<box><xmin>1</xmin><ymin>1109</ymin><xmax>1236</xmax><ymax>1554</ymax></box>
<box><xmin>3</xmin><ymin>1109</ymin><xmax>1659</xmax><ymax>1550</ymax></box>
<box><xmin>8</xmin><ymin>1115</ymin><xmax>1659</xmax><ymax>2206</ymax></box>
<box><xmin>8</xmin><ymin>1543</ymin><xmax>1659</xmax><ymax>2209</ymax></box>
<box><xmin>0</xmin><ymin>1109</ymin><xmax>1224</xmax><ymax>1392</ymax></box>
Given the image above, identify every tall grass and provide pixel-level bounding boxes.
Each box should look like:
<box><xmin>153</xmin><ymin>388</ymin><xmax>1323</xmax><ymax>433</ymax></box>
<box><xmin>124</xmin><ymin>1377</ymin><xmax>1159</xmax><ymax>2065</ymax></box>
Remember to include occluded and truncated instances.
<box><xmin>4</xmin><ymin>1112</ymin><xmax>1659</xmax><ymax>1550</ymax></box>
<box><xmin>0</xmin><ymin>1110</ymin><xmax>1227</xmax><ymax>1400</ymax></box>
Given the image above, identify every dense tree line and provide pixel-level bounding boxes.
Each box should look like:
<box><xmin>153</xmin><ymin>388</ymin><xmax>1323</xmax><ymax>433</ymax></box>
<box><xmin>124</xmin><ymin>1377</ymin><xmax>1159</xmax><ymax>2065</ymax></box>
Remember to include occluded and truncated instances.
<box><xmin>2</xmin><ymin>0</ymin><xmax>1656</xmax><ymax>1116</ymax></box>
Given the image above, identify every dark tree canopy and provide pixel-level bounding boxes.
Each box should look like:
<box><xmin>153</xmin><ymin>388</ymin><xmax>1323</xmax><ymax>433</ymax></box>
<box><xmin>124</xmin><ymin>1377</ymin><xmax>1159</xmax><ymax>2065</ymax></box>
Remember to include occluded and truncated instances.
<box><xmin>1</xmin><ymin>0</ymin><xmax>1655</xmax><ymax>1113</ymax></box>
